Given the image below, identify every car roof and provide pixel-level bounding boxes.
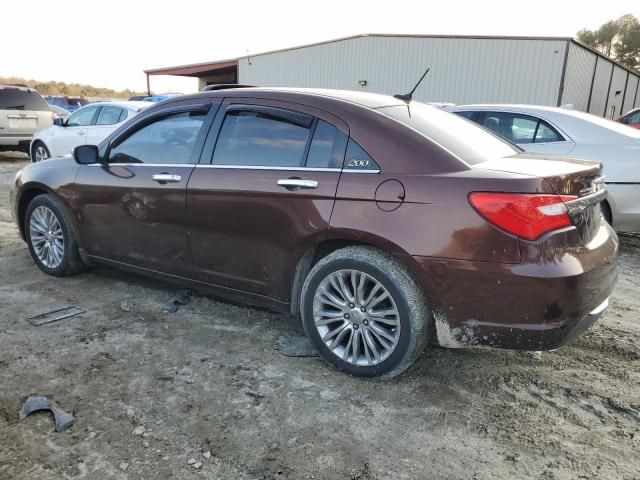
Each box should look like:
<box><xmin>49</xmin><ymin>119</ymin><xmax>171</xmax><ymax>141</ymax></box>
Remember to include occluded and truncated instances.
<box><xmin>174</xmin><ymin>87</ymin><xmax>409</xmax><ymax>110</ymax></box>
<box><xmin>0</xmin><ymin>84</ymin><xmax>38</xmax><ymax>93</ymax></box>
<box><xmin>449</xmin><ymin>104</ymin><xmax>569</xmax><ymax>114</ymax></box>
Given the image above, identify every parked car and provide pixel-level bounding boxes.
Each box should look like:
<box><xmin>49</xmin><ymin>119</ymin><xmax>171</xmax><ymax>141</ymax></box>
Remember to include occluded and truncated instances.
<box><xmin>49</xmin><ymin>105</ymin><xmax>70</xmax><ymax>121</ymax></box>
<box><xmin>616</xmin><ymin>108</ymin><xmax>640</xmax><ymax>129</ymax></box>
<box><xmin>30</xmin><ymin>101</ymin><xmax>150</xmax><ymax>162</ymax></box>
<box><xmin>142</xmin><ymin>93</ymin><xmax>182</xmax><ymax>102</ymax></box>
<box><xmin>10</xmin><ymin>88</ymin><xmax>617</xmax><ymax>378</ymax></box>
<box><xmin>0</xmin><ymin>85</ymin><xmax>53</xmax><ymax>153</ymax></box>
<box><xmin>448</xmin><ymin>104</ymin><xmax>640</xmax><ymax>232</ymax></box>
<box><xmin>45</xmin><ymin>95</ymin><xmax>89</xmax><ymax>112</ymax></box>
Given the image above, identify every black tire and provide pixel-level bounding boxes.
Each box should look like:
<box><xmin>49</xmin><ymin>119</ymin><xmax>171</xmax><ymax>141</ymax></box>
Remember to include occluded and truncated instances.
<box><xmin>31</xmin><ymin>141</ymin><xmax>50</xmax><ymax>163</ymax></box>
<box><xmin>300</xmin><ymin>246</ymin><xmax>430</xmax><ymax>379</ymax></box>
<box><xmin>24</xmin><ymin>194</ymin><xmax>86</xmax><ymax>276</ymax></box>
<box><xmin>601</xmin><ymin>200</ymin><xmax>613</xmax><ymax>226</ymax></box>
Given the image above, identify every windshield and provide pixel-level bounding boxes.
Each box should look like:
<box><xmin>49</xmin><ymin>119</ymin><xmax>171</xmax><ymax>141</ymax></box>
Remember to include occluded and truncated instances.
<box><xmin>377</xmin><ymin>102</ymin><xmax>519</xmax><ymax>165</ymax></box>
<box><xmin>0</xmin><ymin>89</ymin><xmax>50</xmax><ymax>111</ymax></box>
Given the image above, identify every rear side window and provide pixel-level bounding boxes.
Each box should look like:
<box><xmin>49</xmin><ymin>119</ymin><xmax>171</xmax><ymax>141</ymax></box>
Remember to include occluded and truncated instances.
<box><xmin>109</xmin><ymin>111</ymin><xmax>206</xmax><ymax>164</ymax></box>
<box><xmin>482</xmin><ymin>112</ymin><xmax>562</xmax><ymax>144</ymax></box>
<box><xmin>628</xmin><ymin>111</ymin><xmax>640</xmax><ymax>123</ymax></box>
<box><xmin>454</xmin><ymin>111</ymin><xmax>476</xmax><ymax>121</ymax></box>
<box><xmin>96</xmin><ymin>106</ymin><xmax>125</xmax><ymax>125</ymax></box>
<box><xmin>213</xmin><ymin>110</ymin><xmax>311</xmax><ymax>167</ymax></box>
<box><xmin>344</xmin><ymin>139</ymin><xmax>380</xmax><ymax>171</ymax></box>
<box><xmin>306</xmin><ymin>120</ymin><xmax>348</xmax><ymax>169</ymax></box>
<box><xmin>0</xmin><ymin>89</ymin><xmax>50</xmax><ymax>111</ymax></box>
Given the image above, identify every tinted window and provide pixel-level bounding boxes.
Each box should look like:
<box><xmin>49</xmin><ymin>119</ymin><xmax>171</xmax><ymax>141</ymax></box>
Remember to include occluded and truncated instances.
<box><xmin>306</xmin><ymin>120</ymin><xmax>348</xmax><ymax>168</ymax></box>
<box><xmin>481</xmin><ymin>112</ymin><xmax>536</xmax><ymax>144</ymax></box>
<box><xmin>109</xmin><ymin>111</ymin><xmax>206</xmax><ymax>164</ymax></box>
<box><xmin>454</xmin><ymin>111</ymin><xmax>476</xmax><ymax>120</ymax></box>
<box><xmin>535</xmin><ymin>121</ymin><xmax>562</xmax><ymax>143</ymax></box>
<box><xmin>377</xmin><ymin>103</ymin><xmax>519</xmax><ymax>165</ymax></box>
<box><xmin>344</xmin><ymin>139</ymin><xmax>380</xmax><ymax>171</ymax></box>
<box><xmin>628</xmin><ymin>111</ymin><xmax>640</xmax><ymax>123</ymax></box>
<box><xmin>67</xmin><ymin>106</ymin><xmax>100</xmax><ymax>127</ymax></box>
<box><xmin>118</xmin><ymin>109</ymin><xmax>130</xmax><ymax>123</ymax></box>
<box><xmin>0</xmin><ymin>89</ymin><xmax>50</xmax><ymax>111</ymax></box>
<box><xmin>213</xmin><ymin>110</ymin><xmax>310</xmax><ymax>167</ymax></box>
<box><xmin>96</xmin><ymin>106</ymin><xmax>125</xmax><ymax>126</ymax></box>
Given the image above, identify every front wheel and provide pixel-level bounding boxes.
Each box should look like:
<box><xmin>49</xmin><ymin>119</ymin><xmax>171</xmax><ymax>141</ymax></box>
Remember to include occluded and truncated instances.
<box><xmin>25</xmin><ymin>194</ymin><xmax>86</xmax><ymax>276</ymax></box>
<box><xmin>31</xmin><ymin>141</ymin><xmax>50</xmax><ymax>163</ymax></box>
<box><xmin>300</xmin><ymin>246</ymin><xmax>430</xmax><ymax>379</ymax></box>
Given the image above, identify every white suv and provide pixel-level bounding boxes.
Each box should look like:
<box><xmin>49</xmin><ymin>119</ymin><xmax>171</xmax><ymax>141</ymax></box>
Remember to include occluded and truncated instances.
<box><xmin>0</xmin><ymin>85</ymin><xmax>53</xmax><ymax>153</ymax></box>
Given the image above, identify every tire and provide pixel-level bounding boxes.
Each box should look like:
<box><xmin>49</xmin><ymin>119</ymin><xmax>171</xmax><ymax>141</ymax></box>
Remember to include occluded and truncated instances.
<box><xmin>31</xmin><ymin>141</ymin><xmax>50</xmax><ymax>163</ymax></box>
<box><xmin>24</xmin><ymin>194</ymin><xmax>86</xmax><ymax>276</ymax></box>
<box><xmin>300</xmin><ymin>246</ymin><xmax>430</xmax><ymax>379</ymax></box>
<box><xmin>601</xmin><ymin>200</ymin><xmax>612</xmax><ymax>226</ymax></box>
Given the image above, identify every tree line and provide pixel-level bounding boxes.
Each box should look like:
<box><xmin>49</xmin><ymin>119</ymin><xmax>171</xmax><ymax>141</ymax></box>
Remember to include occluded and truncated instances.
<box><xmin>578</xmin><ymin>14</ymin><xmax>640</xmax><ymax>71</ymax></box>
<box><xmin>0</xmin><ymin>76</ymin><xmax>144</xmax><ymax>99</ymax></box>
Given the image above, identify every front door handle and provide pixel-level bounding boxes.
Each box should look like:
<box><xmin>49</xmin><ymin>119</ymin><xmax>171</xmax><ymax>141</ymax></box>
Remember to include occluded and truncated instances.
<box><xmin>152</xmin><ymin>173</ymin><xmax>182</xmax><ymax>184</ymax></box>
<box><xmin>277</xmin><ymin>178</ymin><xmax>318</xmax><ymax>190</ymax></box>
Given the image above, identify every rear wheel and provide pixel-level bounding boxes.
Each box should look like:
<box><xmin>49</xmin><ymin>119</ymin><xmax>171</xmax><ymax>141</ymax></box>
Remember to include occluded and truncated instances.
<box><xmin>25</xmin><ymin>194</ymin><xmax>86</xmax><ymax>276</ymax></box>
<box><xmin>31</xmin><ymin>141</ymin><xmax>50</xmax><ymax>163</ymax></box>
<box><xmin>301</xmin><ymin>246</ymin><xmax>429</xmax><ymax>378</ymax></box>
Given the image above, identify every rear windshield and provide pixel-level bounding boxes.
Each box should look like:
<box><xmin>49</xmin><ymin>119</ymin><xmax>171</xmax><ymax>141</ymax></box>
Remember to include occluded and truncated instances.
<box><xmin>0</xmin><ymin>89</ymin><xmax>50</xmax><ymax>111</ymax></box>
<box><xmin>377</xmin><ymin>102</ymin><xmax>519</xmax><ymax>165</ymax></box>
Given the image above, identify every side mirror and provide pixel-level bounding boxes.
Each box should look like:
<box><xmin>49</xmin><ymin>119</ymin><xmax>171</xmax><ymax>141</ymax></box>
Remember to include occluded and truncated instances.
<box><xmin>73</xmin><ymin>145</ymin><xmax>100</xmax><ymax>165</ymax></box>
<box><xmin>53</xmin><ymin>117</ymin><xmax>65</xmax><ymax>127</ymax></box>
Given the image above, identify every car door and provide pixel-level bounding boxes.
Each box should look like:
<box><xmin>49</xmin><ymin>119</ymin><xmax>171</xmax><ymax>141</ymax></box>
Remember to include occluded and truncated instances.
<box><xmin>73</xmin><ymin>101</ymin><xmax>216</xmax><ymax>276</ymax></box>
<box><xmin>50</xmin><ymin>105</ymin><xmax>99</xmax><ymax>156</ymax></box>
<box><xmin>187</xmin><ymin>99</ymin><xmax>348</xmax><ymax>302</ymax></box>
<box><xmin>85</xmin><ymin>105</ymin><xmax>126</xmax><ymax>146</ymax></box>
<box><xmin>476</xmin><ymin>111</ymin><xmax>575</xmax><ymax>155</ymax></box>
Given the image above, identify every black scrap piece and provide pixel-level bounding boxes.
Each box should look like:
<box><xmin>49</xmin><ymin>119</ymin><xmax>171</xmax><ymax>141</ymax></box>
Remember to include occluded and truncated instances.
<box><xmin>164</xmin><ymin>289</ymin><xmax>193</xmax><ymax>313</ymax></box>
<box><xmin>19</xmin><ymin>395</ymin><xmax>75</xmax><ymax>432</ymax></box>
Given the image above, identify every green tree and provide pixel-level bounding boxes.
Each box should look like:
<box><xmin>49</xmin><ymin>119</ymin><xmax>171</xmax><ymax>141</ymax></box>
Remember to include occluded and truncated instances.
<box><xmin>577</xmin><ymin>14</ymin><xmax>640</xmax><ymax>71</ymax></box>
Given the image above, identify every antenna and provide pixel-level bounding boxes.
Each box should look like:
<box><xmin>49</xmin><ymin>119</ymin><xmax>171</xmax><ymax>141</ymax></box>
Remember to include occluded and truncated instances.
<box><xmin>393</xmin><ymin>67</ymin><xmax>430</xmax><ymax>102</ymax></box>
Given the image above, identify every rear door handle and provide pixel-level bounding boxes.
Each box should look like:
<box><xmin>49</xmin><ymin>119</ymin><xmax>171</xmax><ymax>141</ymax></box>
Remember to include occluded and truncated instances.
<box><xmin>277</xmin><ymin>179</ymin><xmax>318</xmax><ymax>190</ymax></box>
<box><xmin>152</xmin><ymin>173</ymin><xmax>182</xmax><ymax>183</ymax></box>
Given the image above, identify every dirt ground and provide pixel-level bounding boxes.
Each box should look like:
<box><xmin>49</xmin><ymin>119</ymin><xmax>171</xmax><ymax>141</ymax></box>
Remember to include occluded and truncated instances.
<box><xmin>0</xmin><ymin>154</ymin><xmax>639</xmax><ymax>480</ymax></box>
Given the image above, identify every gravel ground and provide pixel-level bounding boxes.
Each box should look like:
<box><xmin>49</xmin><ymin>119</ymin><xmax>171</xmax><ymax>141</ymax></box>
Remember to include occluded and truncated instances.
<box><xmin>0</xmin><ymin>155</ymin><xmax>639</xmax><ymax>480</ymax></box>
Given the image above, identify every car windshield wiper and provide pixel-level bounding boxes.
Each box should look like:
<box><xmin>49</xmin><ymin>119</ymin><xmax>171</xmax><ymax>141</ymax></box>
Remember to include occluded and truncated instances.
<box><xmin>2</xmin><ymin>105</ymin><xmax>25</xmax><ymax>110</ymax></box>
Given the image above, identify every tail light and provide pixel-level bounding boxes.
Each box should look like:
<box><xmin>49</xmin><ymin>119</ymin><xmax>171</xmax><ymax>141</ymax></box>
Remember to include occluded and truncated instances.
<box><xmin>469</xmin><ymin>192</ymin><xmax>578</xmax><ymax>241</ymax></box>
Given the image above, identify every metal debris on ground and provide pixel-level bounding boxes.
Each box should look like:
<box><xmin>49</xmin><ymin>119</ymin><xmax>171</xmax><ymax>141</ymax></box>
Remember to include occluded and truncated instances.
<box><xmin>163</xmin><ymin>289</ymin><xmax>193</xmax><ymax>313</ymax></box>
<box><xmin>25</xmin><ymin>306</ymin><xmax>85</xmax><ymax>326</ymax></box>
<box><xmin>275</xmin><ymin>336</ymin><xmax>319</xmax><ymax>357</ymax></box>
<box><xmin>120</xmin><ymin>299</ymin><xmax>132</xmax><ymax>312</ymax></box>
<box><xmin>19</xmin><ymin>395</ymin><xmax>75</xmax><ymax>432</ymax></box>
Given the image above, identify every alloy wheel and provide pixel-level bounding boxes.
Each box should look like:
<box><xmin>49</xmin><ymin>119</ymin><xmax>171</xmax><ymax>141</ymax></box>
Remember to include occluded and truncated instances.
<box><xmin>34</xmin><ymin>145</ymin><xmax>49</xmax><ymax>162</ymax></box>
<box><xmin>29</xmin><ymin>206</ymin><xmax>64</xmax><ymax>268</ymax></box>
<box><xmin>312</xmin><ymin>269</ymin><xmax>401</xmax><ymax>366</ymax></box>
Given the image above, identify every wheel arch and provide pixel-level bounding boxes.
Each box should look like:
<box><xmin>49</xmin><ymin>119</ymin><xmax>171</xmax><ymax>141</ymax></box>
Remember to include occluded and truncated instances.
<box><xmin>30</xmin><ymin>138</ymin><xmax>50</xmax><ymax>162</ymax></box>
<box><xmin>289</xmin><ymin>231</ymin><xmax>411</xmax><ymax>316</ymax></box>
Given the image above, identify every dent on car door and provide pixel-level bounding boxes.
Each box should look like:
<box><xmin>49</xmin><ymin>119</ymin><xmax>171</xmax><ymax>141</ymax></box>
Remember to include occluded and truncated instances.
<box><xmin>74</xmin><ymin>102</ymin><xmax>216</xmax><ymax>275</ymax></box>
<box><xmin>187</xmin><ymin>100</ymin><xmax>348</xmax><ymax>302</ymax></box>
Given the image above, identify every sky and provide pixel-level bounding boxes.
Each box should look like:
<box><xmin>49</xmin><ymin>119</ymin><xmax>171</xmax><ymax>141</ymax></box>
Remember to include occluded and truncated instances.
<box><xmin>4</xmin><ymin>0</ymin><xmax>639</xmax><ymax>94</ymax></box>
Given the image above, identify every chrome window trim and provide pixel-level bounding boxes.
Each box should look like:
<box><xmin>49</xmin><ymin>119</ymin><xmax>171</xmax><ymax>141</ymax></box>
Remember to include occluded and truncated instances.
<box><xmin>86</xmin><ymin>163</ymin><xmax>381</xmax><ymax>174</ymax></box>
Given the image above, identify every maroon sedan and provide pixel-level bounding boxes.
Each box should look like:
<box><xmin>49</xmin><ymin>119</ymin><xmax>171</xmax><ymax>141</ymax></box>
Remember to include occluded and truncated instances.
<box><xmin>10</xmin><ymin>88</ymin><xmax>617</xmax><ymax>378</ymax></box>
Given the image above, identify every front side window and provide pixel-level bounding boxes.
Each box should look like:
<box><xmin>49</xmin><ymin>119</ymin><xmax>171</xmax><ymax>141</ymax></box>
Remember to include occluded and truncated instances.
<box><xmin>96</xmin><ymin>106</ymin><xmax>125</xmax><ymax>126</ymax></box>
<box><xmin>108</xmin><ymin>111</ymin><xmax>206</xmax><ymax>164</ymax></box>
<box><xmin>66</xmin><ymin>105</ymin><xmax>100</xmax><ymax>127</ymax></box>
<box><xmin>213</xmin><ymin>109</ymin><xmax>311</xmax><ymax>167</ymax></box>
<box><xmin>454</xmin><ymin>111</ymin><xmax>476</xmax><ymax>121</ymax></box>
<box><xmin>306</xmin><ymin>120</ymin><xmax>348</xmax><ymax>169</ymax></box>
<box><xmin>628</xmin><ymin>111</ymin><xmax>640</xmax><ymax>124</ymax></box>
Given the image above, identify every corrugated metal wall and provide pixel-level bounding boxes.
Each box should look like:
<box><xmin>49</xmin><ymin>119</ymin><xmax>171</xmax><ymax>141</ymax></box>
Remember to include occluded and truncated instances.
<box><xmin>561</xmin><ymin>43</ymin><xmax>595</xmax><ymax>111</ymax></box>
<box><xmin>606</xmin><ymin>65</ymin><xmax>629</xmax><ymax>119</ymax></box>
<box><xmin>622</xmin><ymin>74</ymin><xmax>639</xmax><ymax>113</ymax></box>
<box><xmin>588</xmin><ymin>58</ymin><xmax>614</xmax><ymax>116</ymax></box>
<box><xmin>239</xmin><ymin>36</ymin><xmax>567</xmax><ymax>106</ymax></box>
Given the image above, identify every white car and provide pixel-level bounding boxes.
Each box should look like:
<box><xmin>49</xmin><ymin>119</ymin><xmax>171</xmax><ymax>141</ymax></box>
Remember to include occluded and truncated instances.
<box><xmin>30</xmin><ymin>101</ymin><xmax>150</xmax><ymax>162</ymax></box>
<box><xmin>448</xmin><ymin>104</ymin><xmax>640</xmax><ymax>232</ymax></box>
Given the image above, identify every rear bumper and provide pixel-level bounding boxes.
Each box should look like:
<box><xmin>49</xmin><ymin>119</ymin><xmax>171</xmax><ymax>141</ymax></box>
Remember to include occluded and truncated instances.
<box><xmin>0</xmin><ymin>135</ymin><xmax>31</xmax><ymax>151</ymax></box>
<box><xmin>402</xmin><ymin>223</ymin><xmax>618</xmax><ymax>350</ymax></box>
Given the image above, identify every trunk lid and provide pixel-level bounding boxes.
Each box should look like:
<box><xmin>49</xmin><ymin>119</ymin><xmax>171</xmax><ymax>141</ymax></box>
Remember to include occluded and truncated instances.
<box><xmin>476</xmin><ymin>154</ymin><xmax>606</xmax><ymax>244</ymax></box>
